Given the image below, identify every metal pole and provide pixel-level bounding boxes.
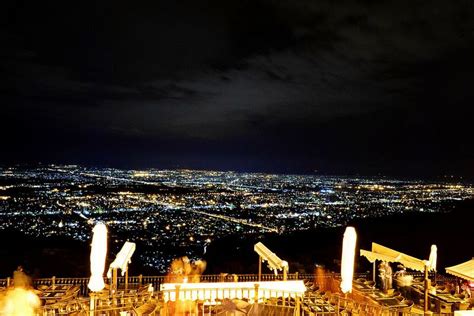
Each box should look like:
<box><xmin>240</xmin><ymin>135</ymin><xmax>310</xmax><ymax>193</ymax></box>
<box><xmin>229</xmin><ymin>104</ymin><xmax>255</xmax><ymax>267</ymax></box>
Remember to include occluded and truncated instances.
<box><xmin>373</xmin><ymin>261</ymin><xmax>376</xmax><ymax>282</ymax></box>
<box><xmin>258</xmin><ymin>256</ymin><xmax>262</xmax><ymax>282</ymax></box>
<box><xmin>112</xmin><ymin>268</ymin><xmax>117</xmax><ymax>294</ymax></box>
<box><xmin>125</xmin><ymin>269</ymin><xmax>129</xmax><ymax>291</ymax></box>
<box><xmin>89</xmin><ymin>292</ymin><xmax>96</xmax><ymax>316</ymax></box>
<box><xmin>295</xmin><ymin>296</ymin><xmax>301</xmax><ymax>316</ymax></box>
<box><xmin>424</xmin><ymin>265</ymin><xmax>430</xmax><ymax>315</ymax></box>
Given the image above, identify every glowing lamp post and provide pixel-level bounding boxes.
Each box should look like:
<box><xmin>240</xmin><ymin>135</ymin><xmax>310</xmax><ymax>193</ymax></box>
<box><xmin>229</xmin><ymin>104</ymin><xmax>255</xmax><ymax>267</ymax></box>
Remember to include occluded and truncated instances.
<box><xmin>88</xmin><ymin>223</ymin><xmax>108</xmax><ymax>315</ymax></box>
<box><xmin>340</xmin><ymin>227</ymin><xmax>357</xmax><ymax>294</ymax></box>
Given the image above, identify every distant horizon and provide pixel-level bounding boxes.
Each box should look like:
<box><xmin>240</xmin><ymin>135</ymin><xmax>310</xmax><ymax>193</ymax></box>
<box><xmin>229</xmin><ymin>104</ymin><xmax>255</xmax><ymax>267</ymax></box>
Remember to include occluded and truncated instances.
<box><xmin>1</xmin><ymin>162</ymin><xmax>472</xmax><ymax>273</ymax></box>
<box><xmin>3</xmin><ymin>1</ymin><xmax>474</xmax><ymax>185</ymax></box>
<box><xmin>2</xmin><ymin>162</ymin><xmax>472</xmax><ymax>183</ymax></box>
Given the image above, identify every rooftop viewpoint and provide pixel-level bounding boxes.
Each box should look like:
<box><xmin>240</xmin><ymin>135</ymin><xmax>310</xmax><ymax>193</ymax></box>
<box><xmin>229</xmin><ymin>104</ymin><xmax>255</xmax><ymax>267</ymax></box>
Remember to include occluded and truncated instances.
<box><xmin>0</xmin><ymin>221</ymin><xmax>473</xmax><ymax>315</ymax></box>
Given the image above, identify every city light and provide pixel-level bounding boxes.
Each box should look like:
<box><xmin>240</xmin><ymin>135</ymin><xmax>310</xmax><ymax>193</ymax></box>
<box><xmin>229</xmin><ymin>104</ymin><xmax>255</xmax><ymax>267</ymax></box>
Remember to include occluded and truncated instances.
<box><xmin>0</xmin><ymin>165</ymin><xmax>472</xmax><ymax>271</ymax></box>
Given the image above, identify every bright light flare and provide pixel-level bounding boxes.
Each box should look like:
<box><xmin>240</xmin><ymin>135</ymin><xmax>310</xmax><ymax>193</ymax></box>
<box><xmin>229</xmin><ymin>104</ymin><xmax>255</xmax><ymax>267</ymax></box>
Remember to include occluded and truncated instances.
<box><xmin>340</xmin><ymin>226</ymin><xmax>357</xmax><ymax>294</ymax></box>
<box><xmin>0</xmin><ymin>288</ymin><xmax>41</xmax><ymax>316</ymax></box>
<box><xmin>88</xmin><ymin>223</ymin><xmax>108</xmax><ymax>292</ymax></box>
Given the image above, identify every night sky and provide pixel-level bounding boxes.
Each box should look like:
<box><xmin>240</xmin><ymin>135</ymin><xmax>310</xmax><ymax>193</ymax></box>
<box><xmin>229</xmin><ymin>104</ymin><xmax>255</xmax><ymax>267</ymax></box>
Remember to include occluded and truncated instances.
<box><xmin>2</xmin><ymin>0</ymin><xmax>474</xmax><ymax>177</ymax></box>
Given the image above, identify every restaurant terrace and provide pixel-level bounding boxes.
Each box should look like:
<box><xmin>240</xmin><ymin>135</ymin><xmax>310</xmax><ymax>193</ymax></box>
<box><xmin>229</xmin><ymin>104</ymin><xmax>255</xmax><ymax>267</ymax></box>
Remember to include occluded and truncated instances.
<box><xmin>0</xmin><ymin>224</ymin><xmax>472</xmax><ymax>316</ymax></box>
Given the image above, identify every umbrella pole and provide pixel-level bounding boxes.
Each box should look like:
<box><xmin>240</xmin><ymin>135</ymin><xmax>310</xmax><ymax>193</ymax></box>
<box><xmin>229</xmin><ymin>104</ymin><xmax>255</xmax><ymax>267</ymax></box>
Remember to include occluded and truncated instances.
<box><xmin>125</xmin><ymin>268</ymin><xmax>129</xmax><ymax>291</ymax></box>
<box><xmin>258</xmin><ymin>256</ymin><xmax>262</xmax><ymax>282</ymax></box>
<box><xmin>112</xmin><ymin>268</ymin><xmax>117</xmax><ymax>294</ymax></box>
<box><xmin>424</xmin><ymin>265</ymin><xmax>430</xmax><ymax>315</ymax></box>
<box><xmin>89</xmin><ymin>292</ymin><xmax>96</xmax><ymax>316</ymax></box>
<box><xmin>373</xmin><ymin>261</ymin><xmax>376</xmax><ymax>282</ymax></box>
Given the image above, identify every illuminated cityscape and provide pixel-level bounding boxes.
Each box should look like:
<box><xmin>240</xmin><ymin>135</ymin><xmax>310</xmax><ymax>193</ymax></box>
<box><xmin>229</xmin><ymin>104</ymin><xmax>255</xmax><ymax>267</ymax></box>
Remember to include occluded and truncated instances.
<box><xmin>1</xmin><ymin>165</ymin><xmax>472</xmax><ymax>272</ymax></box>
<box><xmin>2</xmin><ymin>0</ymin><xmax>474</xmax><ymax>313</ymax></box>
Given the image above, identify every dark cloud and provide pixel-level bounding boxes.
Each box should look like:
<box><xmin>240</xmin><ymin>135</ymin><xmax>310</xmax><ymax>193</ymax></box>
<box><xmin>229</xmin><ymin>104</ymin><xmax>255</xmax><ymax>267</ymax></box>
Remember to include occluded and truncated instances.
<box><xmin>1</xmin><ymin>0</ymin><xmax>474</xmax><ymax>177</ymax></box>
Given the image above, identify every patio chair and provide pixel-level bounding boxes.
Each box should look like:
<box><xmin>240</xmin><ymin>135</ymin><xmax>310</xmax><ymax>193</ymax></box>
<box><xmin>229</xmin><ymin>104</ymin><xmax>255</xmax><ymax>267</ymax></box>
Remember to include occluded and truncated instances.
<box><xmin>43</xmin><ymin>292</ymin><xmax>79</xmax><ymax>315</ymax></box>
<box><xmin>389</xmin><ymin>290</ymin><xmax>400</xmax><ymax>297</ymax></box>
<box><xmin>418</xmin><ymin>299</ymin><xmax>435</xmax><ymax>311</ymax></box>
<box><xmin>133</xmin><ymin>301</ymin><xmax>159</xmax><ymax>316</ymax></box>
<box><xmin>302</xmin><ymin>305</ymin><xmax>315</xmax><ymax>316</ymax></box>
<box><xmin>38</xmin><ymin>285</ymin><xmax>49</xmax><ymax>291</ymax></box>
<box><xmin>394</xmin><ymin>295</ymin><xmax>404</xmax><ymax>302</ymax></box>
<box><xmin>66</xmin><ymin>285</ymin><xmax>80</xmax><ymax>295</ymax></box>
<box><xmin>458</xmin><ymin>301</ymin><xmax>470</xmax><ymax>310</ymax></box>
<box><xmin>398</xmin><ymin>299</ymin><xmax>413</xmax><ymax>315</ymax></box>
<box><xmin>454</xmin><ymin>293</ymin><xmax>466</xmax><ymax>300</ymax></box>
<box><xmin>309</xmin><ymin>284</ymin><xmax>319</xmax><ymax>292</ymax></box>
<box><xmin>439</xmin><ymin>302</ymin><xmax>452</xmax><ymax>314</ymax></box>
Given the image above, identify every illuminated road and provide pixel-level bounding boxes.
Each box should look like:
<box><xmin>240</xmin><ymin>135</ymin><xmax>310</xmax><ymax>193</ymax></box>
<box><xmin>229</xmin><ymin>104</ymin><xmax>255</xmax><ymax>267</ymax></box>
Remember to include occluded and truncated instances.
<box><xmin>77</xmin><ymin>170</ymin><xmax>279</xmax><ymax>233</ymax></box>
<box><xmin>181</xmin><ymin>208</ymin><xmax>279</xmax><ymax>233</ymax></box>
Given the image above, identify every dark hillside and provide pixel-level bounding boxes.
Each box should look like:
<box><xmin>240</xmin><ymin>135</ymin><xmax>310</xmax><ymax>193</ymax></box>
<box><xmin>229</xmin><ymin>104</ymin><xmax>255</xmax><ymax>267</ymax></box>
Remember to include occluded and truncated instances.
<box><xmin>204</xmin><ymin>199</ymin><xmax>474</xmax><ymax>275</ymax></box>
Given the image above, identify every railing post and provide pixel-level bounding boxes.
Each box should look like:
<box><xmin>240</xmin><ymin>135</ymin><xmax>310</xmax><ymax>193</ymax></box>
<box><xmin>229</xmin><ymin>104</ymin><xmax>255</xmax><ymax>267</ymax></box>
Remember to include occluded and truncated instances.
<box><xmin>295</xmin><ymin>295</ymin><xmax>301</xmax><ymax>316</ymax></box>
<box><xmin>52</xmin><ymin>276</ymin><xmax>56</xmax><ymax>287</ymax></box>
<box><xmin>253</xmin><ymin>283</ymin><xmax>260</xmax><ymax>314</ymax></box>
<box><xmin>6</xmin><ymin>277</ymin><xmax>11</xmax><ymax>287</ymax></box>
<box><xmin>220</xmin><ymin>273</ymin><xmax>227</xmax><ymax>282</ymax></box>
<box><xmin>175</xmin><ymin>284</ymin><xmax>181</xmax><ymax>302</ymax></box>
<box><xmin>139</xmin><ymin>274</ymin><xmax>143</xmax><ymax>286</ymax></box>
<box><xmin>254</xmin><ymin>283</ymin><xmax>259</xmax><ymax>303</ymax></box>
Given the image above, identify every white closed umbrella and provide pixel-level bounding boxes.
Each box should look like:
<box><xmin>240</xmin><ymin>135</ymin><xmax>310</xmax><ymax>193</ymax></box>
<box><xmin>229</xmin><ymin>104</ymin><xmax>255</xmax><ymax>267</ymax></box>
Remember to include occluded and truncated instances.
<box><xmin>340</xmin><ymin>227</ymin><xmax>357</xmax><ymax>294</ymax></box>
<box><xmin>88</xmin><ymin>223</ymin><xmax>108</xmax><ymax>292</ymax></box>
<box><xmin>427</xmin><ymin>244</ymin><xmax>437</xmax><ymax>271</ymax></box>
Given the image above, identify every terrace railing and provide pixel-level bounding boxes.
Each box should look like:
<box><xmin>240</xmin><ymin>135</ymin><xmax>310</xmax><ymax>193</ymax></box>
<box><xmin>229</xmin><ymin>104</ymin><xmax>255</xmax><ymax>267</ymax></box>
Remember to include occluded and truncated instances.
<box><xmin>0</xmin><ymin>272</ymin><xmax>372</xmax><ymax>297</ymax></box>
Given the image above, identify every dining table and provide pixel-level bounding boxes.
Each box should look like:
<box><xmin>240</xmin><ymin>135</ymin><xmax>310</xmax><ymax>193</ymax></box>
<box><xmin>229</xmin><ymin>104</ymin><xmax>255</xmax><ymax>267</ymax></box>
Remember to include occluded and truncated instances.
<box><xmin>39</xmin><ymin>284</ymin><xmax>75</xmax><ymax>303</ymax></box>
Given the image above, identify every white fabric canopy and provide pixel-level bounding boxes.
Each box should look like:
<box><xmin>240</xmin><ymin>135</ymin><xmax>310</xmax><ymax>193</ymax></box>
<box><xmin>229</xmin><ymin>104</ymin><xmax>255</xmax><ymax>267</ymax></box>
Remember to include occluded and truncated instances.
<box><xmin>254</xmin><ymin>242</ymin><xmax>288</xmax><ymax>275</ymax></box>
<box><xmin>425</xmin><ymin>245</ymin><xmax>437</xmax><ymax>271</ymax></box>
<box><xmin>88</xmin><ymin>223</ymin><xmax>108</xmax><ymax>292</ymax></box>
<box><xmin>454</xmin><ymin>311</ymin><xmax>474</xmax><ymax>316</ymax></box>
<box><xmin>340</xmin><ymin>227</ymin><xmax>357</xmax><ymax>293</ymax></box>
<box><xmin>446</xmin><ymin>259</ymin><xmax>474</xmax><ymax>282</ymax></box>
<box><xmin>107</xmin><ymin>241</ymin><xmax>136</xmax><ymax>277</ymax></box>
<box><xmin>360</xmin><ymin>242</ymin><xmax>433</xmax><ymax>272</ymax></box>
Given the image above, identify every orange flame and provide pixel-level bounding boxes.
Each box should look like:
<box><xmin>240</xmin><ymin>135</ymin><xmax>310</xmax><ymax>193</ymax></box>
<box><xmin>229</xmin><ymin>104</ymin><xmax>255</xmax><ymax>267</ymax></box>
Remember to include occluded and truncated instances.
<box><xmin>165</xmin><ymin>256</ymin><xmax>207</xmax><ymax>315</ymax></box>
<box><xmin>0</xmin><ymin>269</ymin><xmax>40</xmax><ymax>316</ymax></box>
<box><xmin>166</xmin><ymin>256</ymin><xmax>207</xmax><ymax>283</ymax></box>
<box><xmin>314</xmin><ymin>265</ymin><xmax>328</xmax><ymax>291</ymax></box>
